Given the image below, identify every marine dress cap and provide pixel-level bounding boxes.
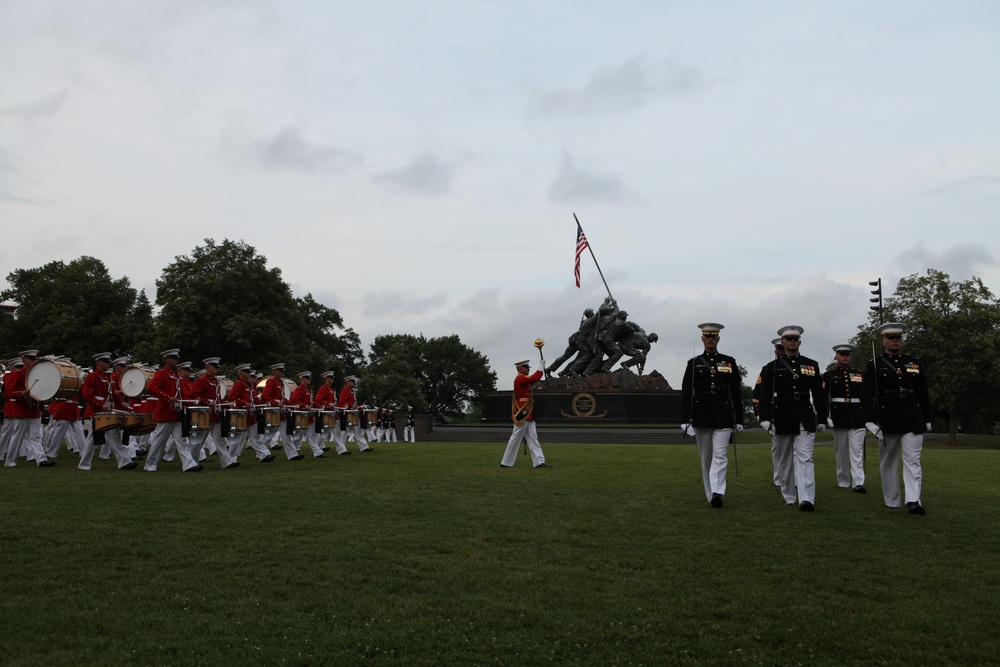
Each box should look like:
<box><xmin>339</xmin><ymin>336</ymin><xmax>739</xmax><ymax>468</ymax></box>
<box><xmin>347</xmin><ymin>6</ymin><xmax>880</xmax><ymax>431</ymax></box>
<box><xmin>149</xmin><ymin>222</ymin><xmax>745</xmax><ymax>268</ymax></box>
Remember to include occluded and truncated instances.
<box><xmin>92</xmin><ymin>352</ymin><xmax>113</xmax><ymax>363</ymax></box>
<box><xmin>321</xmin><ymin>370</ymin><xmax>336</xmax><ymax>378</ymax></box>
<box><xmin>832</xmin><ymin>344</ymin><xmax>853</xmax><ymax>354</ymax></box>
<box><xmin>771</xmin><ymin>338</ymin><xmax>782</xmax><ymax>347</ymax></box>
<box><xmin>9</xmin><ymin>358</ymin><xmax>24</xmax><ymax>368</ymax></box>
<box><xmin>112</xmin><ymin>356</ymin><xmax>130</xmax><ymax>366</ymax></box>
<box><xmin>298</xmin><ymin>371</ymin><xmax>312</xmax><ymax>379</ymax></box>
<box><xmin>515</xmin><ymin>359</ymin><xmax>531</xmax><ymax>368</ymax></box>
<box><xmin>777</xmin><ymin>325</ymin><xmax>804</xmax><ymax>337</ymax></box>
<box><xmin>178</xmin><ymin>361</ymin><xmax>193</xmax><ymax>370</ymax></box>
<box><xmin>160</xmin><ymin>348</ymin><xmax>180</xmax><ymax>358</ymax></box>
<box><xmin>878</xmin><ymin>322</ymin><xmax>907</xmax><ymax>336</ymax></box>
<box><xmin>203</xmin><ymin>357</ymin><xmax>222</xmax><ymax>366</ymax></box>
<box><xmin>233</xmin><ymin>363</ymin><xmax>251</xmax><ymax>373</ymax></box>
<box><xmin>698</xmin><ymin>323</ymin><xmax>724</xmax><ymax>335</ymax></box>
<box><xmin>20</xmin><ymin>349</ymin><xmax>39</xmax><ymax>358</ymax></box>
<box><xmin>270</xmin><ymin>363</ymin><xmax>286</xmax><ymax>371</ymax></box>
<box><xmin>344</xmin><ymin>375</ymin><xmax>359</xmax><ymax>383</ymax></box>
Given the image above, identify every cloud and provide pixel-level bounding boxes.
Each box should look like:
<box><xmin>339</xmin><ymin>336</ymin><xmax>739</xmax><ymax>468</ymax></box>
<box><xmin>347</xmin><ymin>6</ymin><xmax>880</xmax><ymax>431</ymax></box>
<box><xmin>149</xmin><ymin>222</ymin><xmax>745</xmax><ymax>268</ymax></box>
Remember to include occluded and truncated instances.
<box><xmin>526</xmin><ymin>54</ymin><xmax>708</xmax><ymax>119</ymax></box>
<box><xmin>231</xmin><ymin>126</ymin><xmax>360</xmax><ymax>173</ymax></box>
<box><xmin>0</xmin><ymin>91</ymin><xmax>68</xmax><ymax>121</ymax></box>
<box><xmin>893</xmin><ymin>242</ymin><xmax>995</xmax><ymax>279</ymax></box>
<box><xmin>549</xmin><ymin>153</ymin><xmax>629</xmax><ymax>203</ymax></box>
<box><xmin>923</xmin><ymin>175</ymin><xmax>1000</xmax><ymax>196</ymax></box>
<box><xmin>361</xmin><ymin>291</ymin><xmax>449</xmax><ymax>318</ymax></box>
<box><xmin>374</xmin><ymin>152</ymin><xmax>471</xmax><ymax>195</ymax></box>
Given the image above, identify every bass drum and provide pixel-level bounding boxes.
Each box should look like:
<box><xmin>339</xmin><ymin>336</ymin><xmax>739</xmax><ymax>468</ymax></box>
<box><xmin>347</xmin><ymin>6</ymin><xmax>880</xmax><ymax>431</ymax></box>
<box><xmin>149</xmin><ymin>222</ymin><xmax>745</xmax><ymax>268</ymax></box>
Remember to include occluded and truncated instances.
<box><xmin>27</xmin><ymin>359</ymin><xmax>84</xmax><ymax>401</ymax></box>
<box><xmin>255</xmin><ymin>376</ymin><xmax>297</xmax><ymax>400</ymax></box>
<box><xmin>120</xmin><ymin>366</ymin><xmax>156</xmax><ymax>398</ymax></box>
<box><xmin>218</xmin><ymin>377</ymin><xmax>234</xmax><ymax>400</ymax></box>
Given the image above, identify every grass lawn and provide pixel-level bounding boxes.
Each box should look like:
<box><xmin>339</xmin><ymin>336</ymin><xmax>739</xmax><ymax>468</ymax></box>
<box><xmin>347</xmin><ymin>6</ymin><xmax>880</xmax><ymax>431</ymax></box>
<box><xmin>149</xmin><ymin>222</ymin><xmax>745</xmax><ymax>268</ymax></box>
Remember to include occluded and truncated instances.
<box><xmin>1</xmin><ymin>439</ymin><xmax>998</xmax><ymax>666</ymax></box>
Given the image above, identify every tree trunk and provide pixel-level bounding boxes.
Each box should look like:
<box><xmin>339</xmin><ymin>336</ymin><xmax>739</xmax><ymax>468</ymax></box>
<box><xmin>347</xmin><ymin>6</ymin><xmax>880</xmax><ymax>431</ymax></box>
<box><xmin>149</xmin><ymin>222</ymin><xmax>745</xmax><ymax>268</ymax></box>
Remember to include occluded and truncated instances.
<box><xmin>947</xmin><ymin>412</ymin><xmax>961</xmax><ymax>446</ymax></box>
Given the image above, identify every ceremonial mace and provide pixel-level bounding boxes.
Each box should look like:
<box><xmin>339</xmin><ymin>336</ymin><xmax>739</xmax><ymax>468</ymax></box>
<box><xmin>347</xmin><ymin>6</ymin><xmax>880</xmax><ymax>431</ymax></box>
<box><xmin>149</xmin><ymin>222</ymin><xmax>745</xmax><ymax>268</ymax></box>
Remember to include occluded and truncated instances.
<box><xmin>534</xmin><ymin>338</ymin><xmax>548</xmax><ymax>381</ymax></box>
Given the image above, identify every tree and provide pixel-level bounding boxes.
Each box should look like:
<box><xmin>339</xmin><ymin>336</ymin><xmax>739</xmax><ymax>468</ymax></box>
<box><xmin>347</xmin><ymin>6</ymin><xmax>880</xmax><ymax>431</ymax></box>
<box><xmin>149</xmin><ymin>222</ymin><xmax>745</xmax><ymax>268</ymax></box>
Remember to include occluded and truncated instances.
<box><xmin>851</xmin><ymin>269</ymin><xmax>1000</xmax><ymax>443</ymax></box>
<box><xmin>368</xmin><ymin>333</ymin><xmax>498</xmax><ymax>423</ymax></box>
<box><xmin>1</xmin><ymin>256</ymin><xmax>153</xmax><ymax>363</ymax></box>
<box><xmin>359</xmin><ymin>342</ymin><xmax>425</xmax><ymax>410</ymax></box>
<box><xmin>155</xmin><ymin>239</ymin><xmax>358</xmax><ymax>374</ymax></box>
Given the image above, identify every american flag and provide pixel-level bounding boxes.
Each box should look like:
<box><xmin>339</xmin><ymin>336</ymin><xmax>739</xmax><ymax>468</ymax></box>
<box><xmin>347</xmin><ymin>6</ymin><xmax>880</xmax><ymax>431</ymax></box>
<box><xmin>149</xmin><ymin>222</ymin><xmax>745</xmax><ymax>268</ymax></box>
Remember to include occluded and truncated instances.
<box><xmin>574</xmin><ymin>220</ymin><xmax>590</xmax><ymax>288</ymax></box>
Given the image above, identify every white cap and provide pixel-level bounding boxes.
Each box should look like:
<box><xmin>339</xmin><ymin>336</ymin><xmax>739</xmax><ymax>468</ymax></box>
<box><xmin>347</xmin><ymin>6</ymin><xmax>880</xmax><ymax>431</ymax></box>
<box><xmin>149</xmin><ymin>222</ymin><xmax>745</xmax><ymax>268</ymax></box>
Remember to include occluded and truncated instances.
<box><xmin>777</xmin><ymin>325</ymin><xmax>804</xmax><ymax>338</ymax></box>
<box><xmin>19</xmin><ymin>349</ymin><xmax>39</xmax><ymax>358</ymax></box>
<box><xmin>697</xmin><ymin>323</ymin><xmax>724</xmax><ymax>335</ymax></box>
<box><xmin>270</xmin><ymin>363</ymin><xmax>286</xmax><ymax>371</ymax></box>
<box><xmin>233</xmin><ymin>363</ymin><xmax>251</xmax><ymax>373</ymax></box>
<box><xmin>92</xmin><ymin>352</ymin><xmax>113</xmax><ymax>363</ymax></box>
<box><xmin>178</xmin><ymin>361</ymin><xmax>193</xmax><ymax>370</ymax></box>
<box><xmin>321</xmin><ymin>370</ymin><xmax>336</xmax><ymax>378</ymax></box>
<box><xmin>160</xmin><ymin>348</ymin><xmax>180</xmax><ymax>358</ymax></box>
<box><xmin>203</xmin><ymin>357</ymin><xmax>221</xmax><ymax>366</ymax></box>
<box><xmin>112</xmin><ymin>356</ymin><xmax>130</xmax><ymax>366</ymax></box>
<box><xmin>878</xmin><ymin>322</ymin><xmax>907</xmax><ymax>336</ymax></box>
<box><xmin>515</xmin><ymin>359</ymin><xmax>530</xmax><ymax>368</ymax></box>
<box><xmin>298</xmin><ymin>371</ymin><xmax>312</xmax><ymax>379</ymax></box>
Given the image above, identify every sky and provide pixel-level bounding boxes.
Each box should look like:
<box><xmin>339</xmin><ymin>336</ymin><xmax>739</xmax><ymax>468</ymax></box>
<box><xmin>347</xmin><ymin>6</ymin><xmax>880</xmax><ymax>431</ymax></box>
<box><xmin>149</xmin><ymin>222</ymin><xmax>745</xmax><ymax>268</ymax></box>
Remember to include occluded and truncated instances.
<box><xmin>2</xmin><ymin>1</ymin><xmax>999</xmax><ymax>390</ymax></box>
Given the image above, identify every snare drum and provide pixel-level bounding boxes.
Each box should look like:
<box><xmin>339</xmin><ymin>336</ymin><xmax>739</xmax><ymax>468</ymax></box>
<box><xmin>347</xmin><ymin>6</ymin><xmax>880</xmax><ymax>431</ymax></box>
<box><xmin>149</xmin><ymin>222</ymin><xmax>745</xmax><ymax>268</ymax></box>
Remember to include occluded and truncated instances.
<box><xmin>122</xmin><ymin>412</ymin><xmax>155</xmax><ymax>435</ymax></box>
<box><xmin>228</xmin><ymin>409</ymin><xmax>248</xmax><ymax>432</ymax></box>
<box><xmin>320</xmin><ymin>411</ymin><xmax>339</xmax><ymax>428</ymax></box>
<box><xmin>291</xmin><ymin>411</ymin><xmax>310</xmax><ymax>431</ymax></box>
<box><xmin>120</xmin><ymin>366</ymin><xmax>156</xmax><ymax>398</ymax></box>
<box><xmin>346</xmin><ymin>410</ymin><xmax>360</xmax><ymax>426</ymax></box>
<box><xmin>93</xmin><ymin>411</ymin><xmax>123</xmax><ymax>432</ymax></box>
<box><xmin>187</xmin><ymin>407</ymin><xmax>211</xmax><ymax>432</ymax></box>
<box><xmin>261</xmin><ymin>407</ymin><xmax>283</xmax><ymax>429</ymax></box>
<box><xmin>27</xmin><ymin>358</ymin><xmax>84</xmax><ymax>401</ymax></box>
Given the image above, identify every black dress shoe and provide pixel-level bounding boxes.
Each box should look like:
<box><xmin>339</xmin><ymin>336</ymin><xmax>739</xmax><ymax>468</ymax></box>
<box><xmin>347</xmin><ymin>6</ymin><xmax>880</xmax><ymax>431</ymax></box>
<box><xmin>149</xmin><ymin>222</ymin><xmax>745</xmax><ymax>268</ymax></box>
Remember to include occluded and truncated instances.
<box><xmin>225</xmin><ymin>461</ymin><xmax>240</xmax><ymax>469</ymax></box>
<box><xmin>339</xmin><ymin>451</ymin><xmax>352</xmax><ymax>456</ymax></box>
<box><xmin>500</xmin><ymin>464</ymin><xmax>513</xmax><ymax>468</ymax></box>
<box><xmin>261</xmin><ymin>454</ymin><xmax>275</xmax><ymax>463</ymax></box>
<box><xmin>322</xmin><ymin>446</ymin><xmax>330</xmax><ymax>452</ymax></box>
<box><xmin>853</xmin><ymin>485</ymin><xmax>866</xmax><ymax>493</ymax></box>
<box><xmin>271</xmin><ymin>445</ymin><xmax>282</xmax><ymax>450</ymax></box>
<box><xmin>134</xmin><ymin>449</ymin><xmax>147</xmax><ymax>458</ymax></box>
<box><xmin>120</xmin><ymin>461</ymin><xmax>138</xmax><ymax>470</ymax></box>
<box><xmin>362</xmin><ymin>448</ymin><xmax>374</xmax><ymax>452</ymax></box>
<box><xmin>290</xmin><ymin>455</ymin><xmax>304</xmax><ymax>461</ymax></box>
<box><xmin>315</xmin><ymin>453</ymin><xmax>326</xmax><ymax>458</ymax></box>
<box><xmin>38</xmin><ymin>460</ymin><xmax>56</xmax><ymax>468</ymax></box>
<box><xmin>184</xmin><ymin>466</ymin><xmax>202</xmax><ymax>472</ymax></box>
<box><xmin>800</xmin><ymin>501</ymin><xmax>815</xmax><ymax>512</ymax></box>
<box><xmin>906</xmin><ymin>502</ymin><xmax>925</xmax><ymax>516</ymax></box>
<box><xmin>711</xmin><ymin>493</ymin><xmax>724</xmax><ymax>508</ymax></box>
<box><xmin>534</xmin><ymin>463</ymin><xmax>550</xmax><ymax>468</ymax></box>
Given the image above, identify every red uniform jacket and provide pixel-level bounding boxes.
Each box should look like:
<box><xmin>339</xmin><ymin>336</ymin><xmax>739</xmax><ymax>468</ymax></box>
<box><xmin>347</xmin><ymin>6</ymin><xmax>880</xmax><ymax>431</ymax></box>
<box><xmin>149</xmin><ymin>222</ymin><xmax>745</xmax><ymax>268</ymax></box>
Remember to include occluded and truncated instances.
<box><xmin>261</xmin><ymin>376</ymin><xmax>287</xmax><ymax>406</ymax></box>
<box><xmin>338</xmin><ymin>386</ymin><xmax>357</xmax><ymax>409</ymax></box>
<box><xmin>82</xmin><ymin>370</ymin><xmax>127</xmax><ymax>418</ymax></box>
<box><xmin>288</xmin><ymin>384</ymin><xmax>314</xmax><ymax>422</ymax></box>
<box><xmin>190</xmin><ymin>374</ymin><xmax>223</xmax><ymax>422</ymax></box>
<box><xmin>513</xmin><ymin>370</ymin><xmax>544</xmax><ymax>421</ymax></box>
<box><xmin>313</xmin><ymin>384</ymin><xmax>337</xmax><ymax>409</ymax></box>
<box><xmin>228</xmin><ymin>378</ymin><xmax>258</xmax><ymax>424</ymax></box>
<box><xmin>3</xmin><ymin>368</ymin><xmax>40</xmax><ymax>418</ymax></box>
<box><xmin>48</xmin><ymin>396</ymin><xmax>82</xmax><ymax>421</ymax></box>
<box><xmin>147</xmin><ymin>367</ymin><xmax>182</xmax><ymax>422</ymax></box>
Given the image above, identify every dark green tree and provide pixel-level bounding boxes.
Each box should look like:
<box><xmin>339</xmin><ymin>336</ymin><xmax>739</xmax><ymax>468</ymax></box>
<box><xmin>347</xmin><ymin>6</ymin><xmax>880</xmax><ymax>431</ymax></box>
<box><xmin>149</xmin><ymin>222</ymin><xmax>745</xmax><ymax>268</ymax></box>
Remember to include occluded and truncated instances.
<box><xmin>1</xmin><ymin>256</ymin><xmax>153</xmax><ymax>363</ymax></box>
<box><xmin>359</xmin><ymin>342</ymin><xmax>425</xmax><ymax>410</ymax></box>
<box><xmin>155</xmin><ymin>239</ymin><xmax>357</xmax><ymax>374</ymax></box>
<box><xmin>368</xmin><ymin>333</ymin><xmax>497</xmax><ymax>423</ymax></box>
<box><xmin>851</xmin><ymin>269</ymin><xmax>1000</xmax><ymax>443</ymax></box>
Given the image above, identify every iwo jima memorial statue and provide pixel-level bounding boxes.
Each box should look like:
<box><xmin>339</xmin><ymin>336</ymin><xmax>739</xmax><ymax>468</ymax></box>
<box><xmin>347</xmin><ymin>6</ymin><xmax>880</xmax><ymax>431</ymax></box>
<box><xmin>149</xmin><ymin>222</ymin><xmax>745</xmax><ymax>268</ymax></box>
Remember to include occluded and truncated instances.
<box><xmin>483</xmin><ymin>215</ymin><xmax>683</xmax><ymax>424</ymax></box>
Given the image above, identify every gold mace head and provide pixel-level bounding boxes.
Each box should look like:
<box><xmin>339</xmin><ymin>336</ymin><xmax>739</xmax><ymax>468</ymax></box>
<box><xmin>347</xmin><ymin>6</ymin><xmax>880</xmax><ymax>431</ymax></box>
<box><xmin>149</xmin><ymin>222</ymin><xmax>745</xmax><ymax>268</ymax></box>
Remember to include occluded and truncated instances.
<box><xmin>533</xmin><ymin>338</ymin><xmax>545</xmax><ymax>349</ymax></box>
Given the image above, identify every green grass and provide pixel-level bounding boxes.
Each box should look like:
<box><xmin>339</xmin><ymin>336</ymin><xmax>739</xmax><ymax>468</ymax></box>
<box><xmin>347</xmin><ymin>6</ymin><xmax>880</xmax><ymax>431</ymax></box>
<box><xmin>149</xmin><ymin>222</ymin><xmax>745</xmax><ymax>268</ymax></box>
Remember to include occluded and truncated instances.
<box><xmin>1</xmin><ymin>441</ymin><xmax>998</xmax><ymax>666</ymax></box>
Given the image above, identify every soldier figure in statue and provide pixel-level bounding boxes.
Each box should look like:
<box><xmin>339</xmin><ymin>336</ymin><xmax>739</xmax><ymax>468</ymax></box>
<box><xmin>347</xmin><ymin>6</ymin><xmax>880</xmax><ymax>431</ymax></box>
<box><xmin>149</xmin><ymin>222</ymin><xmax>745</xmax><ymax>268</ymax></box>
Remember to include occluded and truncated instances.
<box><xmin>565</xmin><ymin>297</ymin><xmax>617</xmax><ymax>377</ymax></box>
<box><xmin>589</xmin><ymin>309</ymin><xmax>633</xmax><ymax>374</ymax></box>
<box><xmin>546</xmin><ymin>308</ymin><xmax>596</xmax><ymax>377</ymax></box>
<box><xmin>620</xmin><ymin>330</ymin><xmax>659</xmax><ymax>375</ymax></box>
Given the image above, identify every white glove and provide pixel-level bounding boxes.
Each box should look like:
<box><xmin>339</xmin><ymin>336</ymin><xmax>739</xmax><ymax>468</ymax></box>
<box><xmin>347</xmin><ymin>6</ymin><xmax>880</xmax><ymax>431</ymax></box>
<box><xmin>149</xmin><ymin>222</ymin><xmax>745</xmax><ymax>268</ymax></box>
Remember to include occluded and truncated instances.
<box><xmin>759</xmin><ymin>420</ymin><xmax>773</xmax><ymax>435</ymax></box>
<box><xmin>925</xmin><ymin>422</ymin><xmax>932</xmax><ymax>432</ymax></box>
<box><xmin>827</xmin><ymin>418</ymin><xmax>834</xmax><ymax>428</ymax></box>
<box><xmin>735</xmin><ymin>424</ymin><xmax>744</xmax><ymax>433</ymax></box>
<box><xmin>865</xmin><ymin>422</ymin><xmax>883</xmax><ymax>441</ymax></box>
<box><xmin>680</xmin><ymin>423</ymin><xmax>694</xmax><ymax>437</ymax></box>
<box><xmin>816</xmin><ymin>423</ymin><xmax>826</xmax><ymax>432</ymax></box>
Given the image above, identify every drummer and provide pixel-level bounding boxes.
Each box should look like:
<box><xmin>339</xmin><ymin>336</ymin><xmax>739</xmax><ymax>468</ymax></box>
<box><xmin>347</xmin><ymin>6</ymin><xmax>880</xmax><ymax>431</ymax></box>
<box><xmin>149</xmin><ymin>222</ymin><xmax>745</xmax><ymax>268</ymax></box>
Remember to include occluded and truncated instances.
<box><xmin>314</xmin><ymin>370</ymin><xmax>348</xmax><ymax>455</ymax></box>
<box><xmin>228</xmin><ymin>364</ymin><xmax>274</xmax><ymax>463</ymax></box>
<box><xmin>338</xmin><ymin>375</ymin><xmax>372</xmax><ymax>453</ymax></box>
<box><xmin>2</xmin><ymin>350</ymin><xmax>55</xmax><ymax>468</ymax></box>
<box><xmin>43</xmin><ymin>381</ymin><xmax>85</xmax><ymax>459</ymax></box>
<box><xmin>79</xmin><ymin>352</ymin><xmax>136</xmax><ymax>471</ymax></box>
<box><xmin>288</xmin><ymin>371</ymin><xmax>325</xmax><ymax>459</ymax></box>
<box><xmin>260</xmin><ymin>363</ymin><xmax>293</xmax><ymax>457</ymax></box>
<box><xmin>163</xmin><ymin>360</ymin><xmax>195</xmax><ymax>464</ymax></box>
<box><xmin>188</xmin><ymin>356</ymin><xmax>237</xmax><ymax>469</ymax></box>
<box><xmin>143</xmin><ymin>350</ymin><xmax>201</xmax><ymax>473</ymax></box>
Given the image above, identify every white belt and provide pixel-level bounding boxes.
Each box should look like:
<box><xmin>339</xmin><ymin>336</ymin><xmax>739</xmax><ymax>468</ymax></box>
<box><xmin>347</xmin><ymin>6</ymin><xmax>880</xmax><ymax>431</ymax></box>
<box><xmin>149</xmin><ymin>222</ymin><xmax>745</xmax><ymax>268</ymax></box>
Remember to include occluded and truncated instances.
<box><xmin>831</xmin><ymin>398</ymin><xmax>861</xmax><ymax>403</ymax></box>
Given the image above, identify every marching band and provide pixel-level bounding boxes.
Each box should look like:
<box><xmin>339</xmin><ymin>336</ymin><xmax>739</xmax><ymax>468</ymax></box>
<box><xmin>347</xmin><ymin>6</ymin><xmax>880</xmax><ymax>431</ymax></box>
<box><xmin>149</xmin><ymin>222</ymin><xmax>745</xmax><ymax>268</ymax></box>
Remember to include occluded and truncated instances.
<box><xmin>0</xmin><ymin>347</ymin><xmax>408</xmax><ymax>472</ymax></box>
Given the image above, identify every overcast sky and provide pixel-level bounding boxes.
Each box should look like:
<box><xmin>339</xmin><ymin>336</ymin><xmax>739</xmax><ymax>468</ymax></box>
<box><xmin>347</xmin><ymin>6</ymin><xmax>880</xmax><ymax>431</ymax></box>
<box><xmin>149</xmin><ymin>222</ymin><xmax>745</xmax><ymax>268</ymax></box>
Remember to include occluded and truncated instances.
<box><xmin>2</xmin><ymin>1</ymin><xmax>998</xmax><ymax>390</ymax></box>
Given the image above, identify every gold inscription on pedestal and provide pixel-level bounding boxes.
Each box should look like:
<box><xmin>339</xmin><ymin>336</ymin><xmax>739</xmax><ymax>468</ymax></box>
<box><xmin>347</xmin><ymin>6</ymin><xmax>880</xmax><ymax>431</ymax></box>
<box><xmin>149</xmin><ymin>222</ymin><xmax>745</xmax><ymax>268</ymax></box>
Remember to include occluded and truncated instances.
<box><xmin>561</xmin><ymin>392</ymin><xmax>608</xmax><ymax>419</ymax></box>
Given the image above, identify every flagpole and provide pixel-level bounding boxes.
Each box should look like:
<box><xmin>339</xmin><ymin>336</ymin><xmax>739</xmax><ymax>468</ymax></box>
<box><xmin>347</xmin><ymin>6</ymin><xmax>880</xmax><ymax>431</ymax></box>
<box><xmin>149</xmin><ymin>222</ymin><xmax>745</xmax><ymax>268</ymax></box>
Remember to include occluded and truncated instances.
<box><xmin>573</xmin><ymin>213</ymin><xmax>614</xmax><ymax>301</ymax></box>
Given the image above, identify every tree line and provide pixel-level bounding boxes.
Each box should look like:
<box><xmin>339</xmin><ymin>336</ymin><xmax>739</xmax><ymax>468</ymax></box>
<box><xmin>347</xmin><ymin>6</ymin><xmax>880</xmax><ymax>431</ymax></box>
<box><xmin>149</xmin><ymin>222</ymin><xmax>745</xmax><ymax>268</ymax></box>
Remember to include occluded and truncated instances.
<box><xmin>0</xmin><ymin>239</ymin><xmax>497</xmax><ymax>424</ymax></box>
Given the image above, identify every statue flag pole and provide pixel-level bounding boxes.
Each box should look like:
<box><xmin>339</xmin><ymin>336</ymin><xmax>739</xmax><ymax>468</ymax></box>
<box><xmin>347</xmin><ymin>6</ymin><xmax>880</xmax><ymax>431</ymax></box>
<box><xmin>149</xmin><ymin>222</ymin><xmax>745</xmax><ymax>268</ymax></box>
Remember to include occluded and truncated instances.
<box><xmin>574</xmin><ymin>213</ymin><xmax>614</xmax><ymax>302</ymax></box>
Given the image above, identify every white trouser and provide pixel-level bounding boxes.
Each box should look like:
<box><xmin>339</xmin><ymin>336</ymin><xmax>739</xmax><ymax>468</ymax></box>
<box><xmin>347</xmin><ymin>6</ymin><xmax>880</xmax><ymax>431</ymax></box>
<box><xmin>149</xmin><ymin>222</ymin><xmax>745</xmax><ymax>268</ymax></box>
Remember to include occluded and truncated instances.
<box><xmin>501</xmin><ymin>420</ymin><xmax>545</xmax><ymax>467</ymax></box>
<box><xmin>879</xmin><ymin>432</ymin><xmax>923</xmax><ymax>508</ymax></box>
<box><xmin>145</xmin><ymin>422</ymin><xmax>199</xmax><ymax>471</ymax></box>
<box><xmin>346</xmin><ymin>423</ymin><xmax>370</xmax><ymax>451</ymax></box>
<box><xmin>265</xmin><ymin>421</ymin><xmax>301</xmax><ymax>459</ymax></box>
<box><xmin>329</xmin><ymin>426</ymin><xmax>348</xmax><ymax>454</ymax></box>
<box><xmin>832</xmin><ymin>428</ymin><xmax>866</xmax><ymax>488</ymax></box>
<box><xmin>3</xmin><ymin>418</ymin><xmax>47</xmax><ymax>466</ymax></box>
<box><xmin>79</xmin><ymin>427</ymin><xmax>133</xmax><ymax>469</ymax></box>
<box><xmin>44</xmin><ymin>419</ymin><xmax>86</xmax><ymax>458</ymax></box>
<box><xmin>305</xmin><ymin>429</ymin><xmax>326</xmax><ymax>457</ymax></box>
<box><xmin>0</xmin><ymin>419</ymin><xmax>12</xmax><ymax>460</ymax></box>
<box><xmin>773</xmin><ymin>428</ymin><xmax>816</xmax><ymax>505</ymax></box>
<box><xmin>770</xmin><ymin>436</ymin><xmax>781</xmax><ymax>486</ymax></box>
<box><xmin>188</xmin><ymin>424</ymin><xmax>234</xmax><ymax>467</ymax></box>
<box><xmin>404</xmin><ymin>425</ymin><xmax>416</xmax><ymax>442</ymax></box>
<box><xmin>695</xmin><ymin>427</ymin><xmax>730</xmax><ymax>501</ymax></box>
<box><xmin>243</xmin><ymin>427</ymin><xmax>273</xmax><ymax>460</ymax></box>
<box><xmin>388</xmin><ymin>426</ymin><xmax>397</xmax><ymax>442</ymax></box>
